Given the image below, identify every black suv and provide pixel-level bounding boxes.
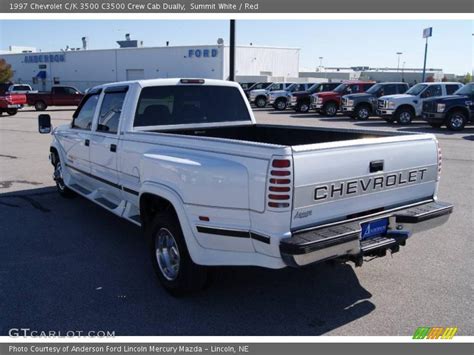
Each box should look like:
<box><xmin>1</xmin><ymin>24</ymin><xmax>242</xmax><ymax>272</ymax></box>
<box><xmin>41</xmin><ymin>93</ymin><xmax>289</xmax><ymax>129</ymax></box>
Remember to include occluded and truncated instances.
<box><xmin>341</xmin><ymin>82</ymin><xmax>409</xmax><ymax>120</ymax></box>
<box><xmin>422</xmin><ymin>83</ymin><xmax>474</xmax><ymax>131</ymax></box>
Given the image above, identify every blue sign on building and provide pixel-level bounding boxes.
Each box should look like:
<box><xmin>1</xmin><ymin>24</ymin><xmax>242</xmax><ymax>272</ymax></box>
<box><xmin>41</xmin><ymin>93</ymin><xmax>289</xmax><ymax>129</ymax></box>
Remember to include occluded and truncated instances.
<box><xmin>187</xmin><ymin>48</ymin><xmax>218</xmax><ymax>58</ymax></box>
<box><xmin>24</xmin><ymin>54</ymin><xmax>66</xmax><ymax>63</ymax></box>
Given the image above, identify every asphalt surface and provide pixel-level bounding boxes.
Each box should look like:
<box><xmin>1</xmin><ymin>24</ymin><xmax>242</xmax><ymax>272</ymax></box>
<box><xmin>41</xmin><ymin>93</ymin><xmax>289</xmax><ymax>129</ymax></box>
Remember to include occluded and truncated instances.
<box><xmin>0</xmin><ymin>107</ymin><xmax>473</xmax><ymax>336</ymax></box>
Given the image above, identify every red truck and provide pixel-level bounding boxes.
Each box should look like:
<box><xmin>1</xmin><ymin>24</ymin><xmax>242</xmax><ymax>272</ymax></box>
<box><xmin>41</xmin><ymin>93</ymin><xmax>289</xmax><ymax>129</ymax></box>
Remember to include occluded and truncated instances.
<box><xmin>27</xmin><ymin>86</ymin><xmax>84</xmax><ymax>111</ymax></box>
<box><xmin>310</xmin><ymin>80</ymin><xmax>375</xmax><ymax>116</ymax></box>
<box><xmin>0</xmin><ymin>93</ymin><xmax>26</xmax><ymax>116</ymax></box>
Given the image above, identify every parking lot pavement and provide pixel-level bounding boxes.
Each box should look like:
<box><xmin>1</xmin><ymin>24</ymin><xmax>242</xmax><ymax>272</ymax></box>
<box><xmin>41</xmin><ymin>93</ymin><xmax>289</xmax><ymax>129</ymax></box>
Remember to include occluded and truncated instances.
<box><xmin>0</xmin><ymin>107</ymin><xmax>473</xmax><ymax>336</ymax></box>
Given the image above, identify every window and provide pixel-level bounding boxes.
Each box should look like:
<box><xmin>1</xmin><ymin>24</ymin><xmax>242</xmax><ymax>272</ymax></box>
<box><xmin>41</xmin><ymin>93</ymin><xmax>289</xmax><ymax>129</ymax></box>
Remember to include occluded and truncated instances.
<box><xmin>72</xmin><ymin>94</ymin><xmax>99</xmax><ymax>130</ymax></box>
<box><xmin>97</xmin><ymin>91</ymin><xmax>127</xmax><ymax>134</ymax></box>
<box><xmin>134</xmin><ymin>85</ymin><xmax>252</xmax><ymax>127</ymax></box>
<box><xmin>383</xmin><ymin>84</ymin><xmax>397</xmax><ymax>96</ymax></box>
<box><xmin>398</xmin><ymin>84</ymin><xmax>408</xmax><ymax>94</ymax></box>
<box><xmin>348</xmin><ymin>84</ymin><xmax>360</xmax><ymax>93</ymax></box>
<box><xmin>422</xmin><ymin>85</ymin><xmax>442</xmax><ymax>98</ymax></box>
<box><xmin>446</xmin><ymin>84</ymin><xmax>461</xmax><ymax>95</ymax></box>
<box><xmin>454</xmin><ymin>84</ymin><xmax>473</xmax><ymax>96</ymax></box>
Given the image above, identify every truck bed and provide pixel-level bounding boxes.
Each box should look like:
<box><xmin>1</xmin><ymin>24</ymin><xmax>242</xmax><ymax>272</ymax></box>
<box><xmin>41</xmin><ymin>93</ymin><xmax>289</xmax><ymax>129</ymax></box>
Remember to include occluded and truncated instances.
<box><xmin>159</xmin><ymin>124</ymin><xmax>395</xmax><ymax>147</ymax></box>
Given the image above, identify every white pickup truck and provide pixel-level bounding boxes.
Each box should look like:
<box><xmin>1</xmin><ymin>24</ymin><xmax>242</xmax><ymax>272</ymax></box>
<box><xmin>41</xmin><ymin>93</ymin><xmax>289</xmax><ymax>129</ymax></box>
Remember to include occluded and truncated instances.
<box><xmin>38</xmin><ymin>78</ymin><xmax>453</xmax><ymax>295</ymax></box>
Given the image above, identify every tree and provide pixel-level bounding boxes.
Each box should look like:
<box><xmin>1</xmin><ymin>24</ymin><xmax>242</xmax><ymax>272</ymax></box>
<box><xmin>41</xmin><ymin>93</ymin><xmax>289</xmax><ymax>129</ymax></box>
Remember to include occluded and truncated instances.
<box><xmin>426</xmin><ymin>75</ymin><xmax>435</xmax><ymax>82</ymax></box>
<box><xmin>0</xmin><ymin>59</ymin><xmax>13</xmax><ymax>83</ymax></box>
<box><xmin>463</xmin><ymin>72</ymin><xmax>472</xmax><ymax>84</ymax></box>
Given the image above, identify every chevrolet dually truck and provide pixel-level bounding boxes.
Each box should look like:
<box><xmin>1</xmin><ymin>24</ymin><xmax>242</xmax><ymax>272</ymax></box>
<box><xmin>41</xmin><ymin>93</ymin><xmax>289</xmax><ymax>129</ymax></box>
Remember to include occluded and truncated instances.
<box><xmin>376</xmin><ymin>82</ymin><xmax>463</xmax><ymax>125</ymax></box>
<box><xmin>38</xmin><ymin>78</ymin><xmax>453</xmax><ymax>295</ymax></box>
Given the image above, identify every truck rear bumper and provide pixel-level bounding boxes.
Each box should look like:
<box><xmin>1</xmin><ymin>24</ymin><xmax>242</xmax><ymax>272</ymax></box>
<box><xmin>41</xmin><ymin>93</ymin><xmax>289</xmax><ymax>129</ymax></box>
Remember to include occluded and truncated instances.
<box><xmin>280</xmin><ymin>200</ymin><xmax>453</xmax><ymax>267</ymax></box>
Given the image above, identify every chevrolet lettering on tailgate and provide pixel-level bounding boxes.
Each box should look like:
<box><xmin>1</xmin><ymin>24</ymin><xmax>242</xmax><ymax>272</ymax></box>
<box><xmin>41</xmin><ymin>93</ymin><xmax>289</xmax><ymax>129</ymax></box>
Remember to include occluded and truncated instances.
<box><xmin>314</xmin><ymin>166</ymin><xmax>437</xmax><ymax>202</ymax></box>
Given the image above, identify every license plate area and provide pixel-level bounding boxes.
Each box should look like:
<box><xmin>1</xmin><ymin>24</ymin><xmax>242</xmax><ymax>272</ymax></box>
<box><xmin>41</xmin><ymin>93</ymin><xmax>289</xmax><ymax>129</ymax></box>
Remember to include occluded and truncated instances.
<box><xmin>361</xmin><ymin>218</ymin><xmax>388</xmax><ymax>240</ymax></box>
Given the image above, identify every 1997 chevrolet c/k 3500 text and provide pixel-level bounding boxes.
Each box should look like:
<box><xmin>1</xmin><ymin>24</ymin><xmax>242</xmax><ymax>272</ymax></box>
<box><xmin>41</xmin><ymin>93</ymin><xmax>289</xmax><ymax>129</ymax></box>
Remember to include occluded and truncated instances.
<box><xmin>38</xmin><ymin>78</ymin><xmax>453</xmax><ymax>295</ymax></box>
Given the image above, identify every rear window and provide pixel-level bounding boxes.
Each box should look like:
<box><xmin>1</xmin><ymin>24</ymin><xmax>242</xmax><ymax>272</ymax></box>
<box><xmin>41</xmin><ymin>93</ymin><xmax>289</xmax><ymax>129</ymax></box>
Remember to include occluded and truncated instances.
<box><xmin>134</xmin><ymin>85</ymin><xmax>251</xmax><ymax>127</ymax></box>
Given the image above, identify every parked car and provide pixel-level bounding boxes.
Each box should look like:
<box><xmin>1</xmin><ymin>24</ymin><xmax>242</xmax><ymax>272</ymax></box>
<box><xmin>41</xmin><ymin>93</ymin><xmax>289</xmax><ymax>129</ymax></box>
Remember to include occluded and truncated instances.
<box><xmin>311</xmin><ymin>81</ymin><xmax>375</xmax><ymax>116</ymax></box>
<box><xmin>249</xmin><ymin>82</ymin><xmax>293</xmax><ymax>108</ymax></box>
<box><xmin>290</xmin><ymin>82</ymin><xmax>340</xmax><ymax>113</ymax></box>
<box><xmin>267</xmin><ymin>83</ymin><xmax>316</xmax><ymax>111</ymax></box>
<box><xmin>38</xmin><ymin>78</ymin><xmax>453</xmax><ymax>295</ymax></box>
<box><xmin>341</xmin><ymin>82</ymin><xmax>409</xmax><ymax>120</ymax></box>
<box><xmin>0</xmin><ymin>92</ymin><xmax>27</xmax><ymax>116</ymax></box>
<box><xmin>422</xmin><ymin>82</ymin><xmax>474</xmax><ymax>131</ymax></box>
<box><xmin>27</xmin><ymin>86</ymin><xmax>84</xmax><ymax>111</ymax></box>
<box><xmin>376</xmin><ymin>82</ymin><xmax>463</xmax><ymax>124</ymax></box>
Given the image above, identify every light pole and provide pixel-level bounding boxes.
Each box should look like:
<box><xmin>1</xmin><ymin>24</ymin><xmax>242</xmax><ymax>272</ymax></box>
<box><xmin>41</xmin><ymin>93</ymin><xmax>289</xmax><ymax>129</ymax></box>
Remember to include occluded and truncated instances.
<box><xmin>318</xmin><ymin>56</ymin><xmax>323</xmax><ymax>69</ymax></box>
<box><xmin>422</xmin><ymin>27</ymin><xmax>433</xmax><ymax>82</ymax></box>
<box><xmin>396</xmin><ymin>52</ymin><xmax>403</xmax><ymax>71</ymax></box>
<box><xmin>229</xmin><ymin>20</ymin><xmax>235</xmax><ymax>81</ymax></box>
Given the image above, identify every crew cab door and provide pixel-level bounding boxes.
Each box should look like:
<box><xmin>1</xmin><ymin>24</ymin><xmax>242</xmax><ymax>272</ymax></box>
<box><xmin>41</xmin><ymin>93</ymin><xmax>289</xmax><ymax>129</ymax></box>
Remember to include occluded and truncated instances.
<box><xmin>59</xmin><ymin>92</ymin><xmax>100</xmax><ymax>182</ymax></box>
<box><xmin>89</xmin><ymin>86</ymin><xmax>128</xmax><ymax>203</ymax></box>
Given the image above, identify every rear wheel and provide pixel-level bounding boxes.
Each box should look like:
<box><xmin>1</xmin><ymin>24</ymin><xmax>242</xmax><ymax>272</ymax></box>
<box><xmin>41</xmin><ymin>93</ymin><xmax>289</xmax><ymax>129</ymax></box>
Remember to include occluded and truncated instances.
<box><xmin>396</xmin><ymin>108</ymin><xmax>414</xmax><ymax>125</ymax></box>
<box><xmin>6</xmin><ymin>109</ymin><xmax>18</xmax><ymax>116</ymax></box>
<box><xmin>35</xmin><ymin>101</ymin><xmax>47</xmax><ymax>111</ymax></box>
<box><xmin>147</xmin><ymin>212</ymin><xmax>208</xmax><ymax>296</ymax></box>
<box><xmin>274</xmin><ymin>98</ymin><xmax>287</xmax><ymax>111</ymax></box>
<box><xmin>446</xmin><ymin>110</ymin><xmax>467</xmax><ymax>131</ymax></box>
<box><xmin>354</xmin><ymin>105</ymin><xmax>371</xmax><ymax>120</ymax></box>
<box><xmin>255</xmin><ymin>96</ymin><xmax>267</xmax><ymax>108</ymax></box>
<box><xmin>298</xmin><ymin>102</ymin><xmax>310</xmax><ymax>113</ymax></box>
<box><xmin>323</xmin><ymin>102</ymin><xmax>338</xmax><ymax>117</ymax></box>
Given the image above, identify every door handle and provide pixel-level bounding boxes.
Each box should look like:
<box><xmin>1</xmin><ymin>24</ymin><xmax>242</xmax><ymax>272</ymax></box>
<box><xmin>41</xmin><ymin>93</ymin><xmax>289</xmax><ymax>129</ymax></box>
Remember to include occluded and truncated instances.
<box><xmin>84</xmin><ymin>139</ymin><xmax>90</xmax><ymax>146</ymax></box>
<box><xmin>110</xmin><ymin>144</ymin><xmax>117</xmax><ymax>153</ymax></box>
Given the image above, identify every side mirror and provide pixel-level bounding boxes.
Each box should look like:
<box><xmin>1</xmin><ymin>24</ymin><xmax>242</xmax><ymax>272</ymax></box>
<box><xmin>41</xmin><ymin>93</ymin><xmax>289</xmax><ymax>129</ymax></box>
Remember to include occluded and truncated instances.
<box><xmin>38</xmin><ymin>114</ymin><xmax>52</xmax><ymax>134</ymax></box>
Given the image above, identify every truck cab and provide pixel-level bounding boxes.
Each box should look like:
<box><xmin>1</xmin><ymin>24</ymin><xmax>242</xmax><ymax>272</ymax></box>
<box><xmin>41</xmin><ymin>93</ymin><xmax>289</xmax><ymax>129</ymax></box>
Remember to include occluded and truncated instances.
<box><xmin>341</xmin><ymin>82</ymin><xmax>409</xmax><ymax>120</ymax></box>
<box><xmin>376</xmin><ymin>82</ymin><xmax>463</xmax><ymax>124</ymax></box>
<box><xmin>422</xmin><ymin>82</ymin><xmax>474</xmax><ymax>131</ymax></box>
<box><xmin>311</xmin><ymin>81</ymin><xmax>375</xmax><ymax>116</ymax></box>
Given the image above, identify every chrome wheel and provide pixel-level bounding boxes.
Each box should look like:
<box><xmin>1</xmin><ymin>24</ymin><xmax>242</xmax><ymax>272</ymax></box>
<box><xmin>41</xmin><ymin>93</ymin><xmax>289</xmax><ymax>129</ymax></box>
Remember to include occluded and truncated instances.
<box><xmin>54</xmin><ymin>163</ymin><xmax>65</xmax><ymax>192</ymax></box>
<box><xmin>357</xmin><ymin>107</ymin><xmax>370</xmax><ymax>120</ymax></box>
<box><xmin>399</xmin><ymin>111</ymin><xmax>412</xmax><ymax>124</ymax></box>
<box><xmin>449</xmin><ymin>113</ymin><xmax>464</xmax><ymax>129</ymax></box>
<box><xmin>325</xmin><ymin>104</ymin><xmax>337</xmax><ymax>116</ymax></box>
<box><xmin>256</xmin><ymin>98</ymin><xmax>266</xmax><ymax>108</ymax></box>
<box><xmin>276</xmin><ymin>100</ymin><xmax>286</xmax><ymax>110</ymax></box>
<box><xmin>155</xmin><ymin>228</ymin><xmax>181</xmax><ymax>281</ymax></box>
<box><xmin>300</xmin><ymin>103</ymin><xmax>309</xmax><ymax>113</ymax></box>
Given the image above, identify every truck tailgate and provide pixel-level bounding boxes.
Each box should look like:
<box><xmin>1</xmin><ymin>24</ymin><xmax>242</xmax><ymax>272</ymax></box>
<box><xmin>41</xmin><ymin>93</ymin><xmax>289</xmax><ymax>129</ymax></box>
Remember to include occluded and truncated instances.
<box><xmin>291</xmin><ymin>134</ymin><xmax>439</xmax><ymax>230</ymax></box>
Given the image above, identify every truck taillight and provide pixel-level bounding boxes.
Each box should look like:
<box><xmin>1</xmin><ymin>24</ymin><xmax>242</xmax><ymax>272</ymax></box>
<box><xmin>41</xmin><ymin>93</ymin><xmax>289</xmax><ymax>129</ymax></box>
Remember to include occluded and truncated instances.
<box><xmin>268</xmin><ymin>158</ymin><xmax>292</xmax><ymax>209</ymax></box>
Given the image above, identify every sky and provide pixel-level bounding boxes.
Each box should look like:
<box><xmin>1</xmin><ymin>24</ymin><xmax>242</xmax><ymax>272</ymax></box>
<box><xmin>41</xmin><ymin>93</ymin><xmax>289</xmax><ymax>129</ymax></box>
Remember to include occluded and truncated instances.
<box><xmin>0</xmin><ymin>20</ymin><xmax>472</xmax><ymax>75</ymax></box>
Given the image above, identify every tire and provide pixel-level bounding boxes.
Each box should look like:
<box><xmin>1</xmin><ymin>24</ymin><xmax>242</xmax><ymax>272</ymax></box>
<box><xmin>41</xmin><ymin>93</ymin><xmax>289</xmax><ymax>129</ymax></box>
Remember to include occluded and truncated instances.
<box><xmin>429</xmin><ymin>122</ymin><xmax>443</xmax><ymax>128</ymax></box>
<box><xmin>147</xmin><ymin>212</ymin><xmax>208</xmax><ymax>296</ymax></box>
<box><xmin>6</xmin><ymin>109</ymin><xmax>18</xmax><ymax>116</ymax></box>
<box><xmin>274</xmin><ymin>98</ymin><xmax>287</xmax><ymax>111</ymax></box>
<box><xmin>354</xmin><ymin>105</ymin><xmax>371</xmax><ymax>120</ymax></box>
<box><xmin>255</xmin><ymin>96</ymin><xmax>267</xmax><ymax>108</ymax></box>
<box><xmin>34</xmin><ymin>101</ymin><xmax>47</xmax><ymax>111</ymax></box>
<box><xmin>323</xmin><ymin>102</ymin><xmax>338</xmax><ymax>117</ymax></box>
<box><xmin>446</xmin><ymin>110</ymin><xmax>467</xmax><ymax>131</ymax></box>
<box><xmin>298</xmin><ymin>102</ymin><xmax>310</xmax><ymax>113</ymax></box>
<box><xmin>395</xmin><ymin>108</ymin><xmax>414</xmax><ymax>125</ymax></box>
<box><xmin>53</xmin><ymin>156</ymin><xmax>75</xmax><ymax>198</ymax></box>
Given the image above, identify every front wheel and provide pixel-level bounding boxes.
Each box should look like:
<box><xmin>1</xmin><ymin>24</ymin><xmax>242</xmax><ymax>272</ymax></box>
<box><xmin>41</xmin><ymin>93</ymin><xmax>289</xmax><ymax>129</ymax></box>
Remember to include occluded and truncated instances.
<box><xmin>274</xmin><ymin>98</ymin><xmax>287</xmax><ymax>111</ymax></box>
<box><xmin>148</xmin><ymin>212</ymin><xmax>208</xmax><ymax>296</ymax></box>
<box><xmin>298</xmin><ymin>102</ymin><xmax>310</xmax><ymax>113</ymax></box>
<box><xmin>323</xmin><ymin>102</ymin><xmax>338</xmax><ymax>117</ymax></box>
<box><xmin>6</xmin><ymin>109</ymin><xmax>18</xmax><ymax>116</ymax></box>
<box><xmin>396</xmin><ymin>108</ymin><xmax>414</xmax><ymax>125</ymax></box>
<box><xmin>255</xmin><ymin>97</ymin><xmax>267</xmax><ymax>108</ymax></box>
<box><xmin>446</xmin><ymin>111</ymin><xmax>467</xmax><ymax>131</ymax></box>
<box><xmin>53</xmin><ymin>159</ymin><xmax>75</xmax><ymax>198</ymax></box>
<box><xmin>354</xmin><ymin>105</ymin><xmax>371</xmax><ymax>120</ymax></box>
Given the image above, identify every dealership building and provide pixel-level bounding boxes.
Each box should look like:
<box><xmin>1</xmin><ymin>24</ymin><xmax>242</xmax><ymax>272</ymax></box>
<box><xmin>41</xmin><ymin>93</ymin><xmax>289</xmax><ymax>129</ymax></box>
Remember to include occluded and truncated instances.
<box><xmin>0</xmin><ymin>40</ymin><xmax>300</xmax><ymax>91</ymax></box>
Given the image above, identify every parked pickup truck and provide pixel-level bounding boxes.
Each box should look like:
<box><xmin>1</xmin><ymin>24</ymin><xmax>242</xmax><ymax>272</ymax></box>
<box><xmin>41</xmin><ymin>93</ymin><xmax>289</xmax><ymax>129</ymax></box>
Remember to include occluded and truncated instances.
<box><xmin>421</xmin><ymin>83</ymin><xmax>474</xmax><ymax>131</ymax></box>
<box><xmin>38</xmin><ymin>78</ymin><xmax>453</xmax><ymax>295</ymax></box>
<box><xmin>376</xmin><ymin>82</ymin><xmax>463</xmax><ymax>124</ymax></box>
<box><xmin>341</xmin><ymin>82</ymin><xmax>409</xmax><ymax>120</ymax></box>
<box><xmin>290</xmin><ymin>82</ymin><xmax>340</xmax><ymax>113</ymax></box>
<box><xmin>0</xmin><ymin>93</ymin><xmax>26</xmax><ymax>116</ymax></box>
<box><xmin>267</xmin><ymin>83</ymin><xmax>315</xmax><ymax>111</ymax></box>
<box><xmin>27</xmin><ymin>85</ymin><xmax>84</xmax><ymax>111</ymax></box>
<box><xmin>249</xmin><ymin>82</ymin><xmax>293</xmax><ymax>108</ymax></box>
<box><xmin>311</xmin><ymin>81</ymin><xmax>375</xmax><ymax>116</ymax></box>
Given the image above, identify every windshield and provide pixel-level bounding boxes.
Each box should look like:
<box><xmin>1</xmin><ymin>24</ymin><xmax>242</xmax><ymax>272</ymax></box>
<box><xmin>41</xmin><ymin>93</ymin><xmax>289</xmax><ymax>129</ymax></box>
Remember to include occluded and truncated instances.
<box><xmin>406</xmin><ymin>84</ymin><xmax>428</xmax><ymax>96</ymax></box>
<box><xmin>286</xmin><ymin>84</ymin><xmax>297</xmax><ymax>92</ymax></box>
<box><xmin>454</xmin><ymin>84</ymin><xmax>473</xmax><ymax>96</ymax></box>
<box><xmin>249</xmin><ymin>82</ymin><xmax>271</xmax><ymax>90</ymax></box>
<box><xmin>134</xmin><ymin>85</ymin><xmax>252</xmax><ymax>127</ymax></box>
<box><xmin>308</xmin><ymin>83</ymin><xmax>321</xmax><ymax>92</ymax></box>
<box><xmin>366</xmin><ymin>83</ymin><xmax>384</xmax><ymax>94</ymax></box>
<box><xmin>333</xmin><ymin>84</ymin><xmax>348</xmax><ymax>93</ymax></box>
